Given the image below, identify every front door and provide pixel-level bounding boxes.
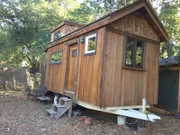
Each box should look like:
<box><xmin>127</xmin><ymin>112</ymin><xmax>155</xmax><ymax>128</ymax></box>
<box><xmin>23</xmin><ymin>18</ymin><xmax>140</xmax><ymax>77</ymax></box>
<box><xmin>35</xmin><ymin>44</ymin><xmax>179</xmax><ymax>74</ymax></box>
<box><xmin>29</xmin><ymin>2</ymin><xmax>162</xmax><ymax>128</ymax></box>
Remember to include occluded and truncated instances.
<box><xmin>65</xmin><ymin>44</ymin><xmax>78</xmax><ymax>94</ymax></box>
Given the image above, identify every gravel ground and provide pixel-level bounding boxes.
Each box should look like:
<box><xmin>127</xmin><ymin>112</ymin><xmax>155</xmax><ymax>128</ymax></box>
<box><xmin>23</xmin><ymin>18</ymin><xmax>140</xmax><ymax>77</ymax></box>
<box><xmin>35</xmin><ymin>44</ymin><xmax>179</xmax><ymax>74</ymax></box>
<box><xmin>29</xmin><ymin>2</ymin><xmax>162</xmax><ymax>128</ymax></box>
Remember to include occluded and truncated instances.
<box><xmin>0</xmin><ymin>90</ymin><xmax>180</xmax><ymax>135</ymax></box>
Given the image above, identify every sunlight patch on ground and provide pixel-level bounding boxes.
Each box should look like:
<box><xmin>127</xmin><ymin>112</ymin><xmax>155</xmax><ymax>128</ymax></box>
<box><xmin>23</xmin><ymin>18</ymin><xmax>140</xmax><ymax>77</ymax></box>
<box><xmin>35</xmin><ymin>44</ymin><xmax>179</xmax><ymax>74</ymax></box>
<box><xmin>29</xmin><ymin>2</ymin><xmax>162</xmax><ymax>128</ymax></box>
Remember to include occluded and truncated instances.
<box><xmin>0</xmin><ymin>90</ymin><xmax>22</xmax><ymax>97</ymax></box>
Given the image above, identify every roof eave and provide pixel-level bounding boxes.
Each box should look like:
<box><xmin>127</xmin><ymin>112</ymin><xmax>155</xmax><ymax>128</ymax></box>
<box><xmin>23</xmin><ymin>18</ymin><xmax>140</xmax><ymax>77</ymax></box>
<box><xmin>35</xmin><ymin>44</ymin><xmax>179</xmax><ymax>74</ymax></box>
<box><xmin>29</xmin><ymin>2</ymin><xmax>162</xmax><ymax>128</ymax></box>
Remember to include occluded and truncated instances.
<box><xmin>46</xmin><ymin>0</ymin><xmax>169</xmax><ymax>50</ymax></box>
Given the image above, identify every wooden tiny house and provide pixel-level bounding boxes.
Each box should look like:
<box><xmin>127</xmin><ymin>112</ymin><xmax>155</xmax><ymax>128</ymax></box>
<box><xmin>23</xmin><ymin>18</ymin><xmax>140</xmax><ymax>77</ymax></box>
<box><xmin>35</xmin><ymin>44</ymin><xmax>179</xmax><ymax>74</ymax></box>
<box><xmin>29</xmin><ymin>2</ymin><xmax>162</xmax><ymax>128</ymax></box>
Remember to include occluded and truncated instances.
<box><xmin>45</xmin><ymin>0</ymin><xmax>168</xmax><ymax>110</ymax></box>
<box><xmin>159</xmin><ymin>57</ymin><xmax>180</xmax><ymax>112</ymax></box>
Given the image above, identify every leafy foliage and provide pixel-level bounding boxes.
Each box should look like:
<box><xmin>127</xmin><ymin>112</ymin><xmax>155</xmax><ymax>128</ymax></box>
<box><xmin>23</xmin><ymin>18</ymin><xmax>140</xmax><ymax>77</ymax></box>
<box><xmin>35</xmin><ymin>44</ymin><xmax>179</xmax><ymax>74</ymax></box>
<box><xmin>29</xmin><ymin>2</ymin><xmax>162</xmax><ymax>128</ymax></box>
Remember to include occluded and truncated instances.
<box><xmin>0</xmin><ymin>0</ymin><xmax>81</xmax><ymax>73</ymax></box>
<box><xmin>0</xmin><ymin>0</ymin><xmax>179</xmax><ymax>72</ymax></box>
<box><xmin>157</xmin><ymin>0</ymin><xmax>180</xmax><ymax>58</ymax></box>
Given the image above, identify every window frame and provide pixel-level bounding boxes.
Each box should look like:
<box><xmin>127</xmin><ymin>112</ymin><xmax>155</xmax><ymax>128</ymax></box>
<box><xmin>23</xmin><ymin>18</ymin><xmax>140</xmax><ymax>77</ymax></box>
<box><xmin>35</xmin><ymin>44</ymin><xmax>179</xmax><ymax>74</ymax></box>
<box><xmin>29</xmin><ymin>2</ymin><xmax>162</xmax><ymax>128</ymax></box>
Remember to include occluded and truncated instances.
<box><xmin>84</xmin><ymin>33</ymin><xmax>97</xmax><ymax>55</ymax></box>
<box><xmin>72</xmin><ymin>49</ymin><xmax>77</xmax><ymax>57</ymax></box>
<box><xmin>50</xmin><ymin>51</ymin><xmax>62</xmax><ymax>64</ymax></box>
<box><xmin>124</xmin><ymin>36</ymin><xmax>145</xmax><ymax>69</ymax></box>
<box><xmin>54</xmin><ymin>31</ymin><xmax>61</xmax><ymax>41</ymax></box>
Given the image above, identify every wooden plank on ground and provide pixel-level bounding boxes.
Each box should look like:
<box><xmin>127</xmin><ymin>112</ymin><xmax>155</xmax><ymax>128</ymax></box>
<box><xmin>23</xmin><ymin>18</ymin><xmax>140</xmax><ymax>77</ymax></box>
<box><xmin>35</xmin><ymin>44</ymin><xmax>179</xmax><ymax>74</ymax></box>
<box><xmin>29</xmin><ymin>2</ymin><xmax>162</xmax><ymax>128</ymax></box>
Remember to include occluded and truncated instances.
<box><xmin>147</xmin><ymin>107</ymin><xmax>169</xmax><ymax>115</ymax></box>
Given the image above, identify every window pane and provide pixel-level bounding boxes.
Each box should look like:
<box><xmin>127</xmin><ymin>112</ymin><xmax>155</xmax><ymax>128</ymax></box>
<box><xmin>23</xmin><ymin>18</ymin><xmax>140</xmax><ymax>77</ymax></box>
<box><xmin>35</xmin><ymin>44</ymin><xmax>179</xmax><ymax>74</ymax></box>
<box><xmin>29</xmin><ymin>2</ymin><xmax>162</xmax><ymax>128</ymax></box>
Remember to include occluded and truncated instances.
<box><xmin>51</xmin><ymin>51</ymin><xmax>62</xmax><ymax>63</ymax></box>
<box><xmin>88</xmin><ymin>36</ymin><xmax>96</xmax><ymax>51</ymax></box>
<box><xmin>54</xmin><ymin>31</ymin><xmax>60</xmax><ymax>40</ymax></box>
<box><xmin>136</xmin><ymin>41</ymin><xmax>143</xmax><ymax>67</ymax></box>
<box><xmin>125</xmin><ymin>38</ymin><xmax>134</xmax><ymax>66</ymax></box>
<box><xmin>72</xmin><ymin>49</ymin><xmax>77</xmax><ymax>57</ymax></box>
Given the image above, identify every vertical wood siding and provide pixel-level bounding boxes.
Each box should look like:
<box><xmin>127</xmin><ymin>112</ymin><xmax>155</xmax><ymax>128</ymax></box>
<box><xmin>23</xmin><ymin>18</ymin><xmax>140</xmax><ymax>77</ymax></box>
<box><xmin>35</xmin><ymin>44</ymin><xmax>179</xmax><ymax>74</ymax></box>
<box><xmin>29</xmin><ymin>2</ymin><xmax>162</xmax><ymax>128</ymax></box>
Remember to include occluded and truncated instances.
<box><xmin>76</xmin><ymin>28</ymin><xmax>105</xmax><ymax>106</ymax></box>
<box><xmin>109</xmin><ymin>11</ymin><xmax>160</xmax><ymax>42</ymax></box>
<box><xmin>101</xmin><ymin>30</ymin><xmax>159</xmax><ymax>107</ymax></box>
<box><xmin>45</xmin><ymin>11</ymin><xmax>161</xmax><ymax>108</ymax></box>
<box><xmin>45</xmin><ymin>28</ymin><xmax>105</xmax><ymax>107</ymax></box>
<box><xmin>45</xmin><ymin>43</ymin><xmax>66</xmax><ymax>94</ymax></box>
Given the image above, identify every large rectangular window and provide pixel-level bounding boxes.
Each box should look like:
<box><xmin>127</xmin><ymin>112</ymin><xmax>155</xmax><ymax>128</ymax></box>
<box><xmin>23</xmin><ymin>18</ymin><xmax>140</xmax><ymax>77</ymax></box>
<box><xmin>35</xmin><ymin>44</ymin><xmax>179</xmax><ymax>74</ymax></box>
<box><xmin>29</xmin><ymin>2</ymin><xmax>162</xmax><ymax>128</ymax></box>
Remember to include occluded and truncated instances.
<box><xmin>85</xmin><ymin>33</ymin><xmax>97</xmax><ymax>54</ymax></box>
<box><xmin>125</xmin><ymin>37</ymin><xmax>144</xmax><ymax>68</ymax></box>
<box><xmin>51</xmin><ymin>51</ymin><xmax>62</xmax><ymax>64</ymax></box>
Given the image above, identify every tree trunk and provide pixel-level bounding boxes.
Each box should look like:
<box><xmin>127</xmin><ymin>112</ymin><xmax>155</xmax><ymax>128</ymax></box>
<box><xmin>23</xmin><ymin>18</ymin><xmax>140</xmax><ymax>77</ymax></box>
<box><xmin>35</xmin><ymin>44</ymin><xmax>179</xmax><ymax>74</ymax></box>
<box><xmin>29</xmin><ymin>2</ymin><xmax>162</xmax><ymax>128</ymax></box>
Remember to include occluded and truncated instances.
<box><xmin>30</xmin><ymin>62</ymin><xmax>40</xmax><ymax>74</ymax></box>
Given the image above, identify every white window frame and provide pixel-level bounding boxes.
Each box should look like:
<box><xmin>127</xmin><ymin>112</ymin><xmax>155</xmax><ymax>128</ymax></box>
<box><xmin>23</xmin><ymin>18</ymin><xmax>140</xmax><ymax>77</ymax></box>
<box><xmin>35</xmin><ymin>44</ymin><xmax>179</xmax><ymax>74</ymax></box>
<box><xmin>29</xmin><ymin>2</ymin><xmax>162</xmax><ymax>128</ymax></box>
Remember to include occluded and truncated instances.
<box><xmin>84</xmin><ymin>33</ymin><xmax>97</xmax><ymax>54</ymax></box>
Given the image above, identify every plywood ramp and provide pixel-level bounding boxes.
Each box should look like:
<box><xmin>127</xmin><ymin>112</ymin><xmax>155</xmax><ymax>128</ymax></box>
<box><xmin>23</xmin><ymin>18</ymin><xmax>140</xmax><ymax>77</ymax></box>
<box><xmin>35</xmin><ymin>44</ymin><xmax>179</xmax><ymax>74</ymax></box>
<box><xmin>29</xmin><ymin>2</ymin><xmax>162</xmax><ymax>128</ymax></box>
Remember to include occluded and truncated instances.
<box><xmin>101</xmin><ymin>30</ymin><xmax>159</xmax><ymax>107</ymax></box>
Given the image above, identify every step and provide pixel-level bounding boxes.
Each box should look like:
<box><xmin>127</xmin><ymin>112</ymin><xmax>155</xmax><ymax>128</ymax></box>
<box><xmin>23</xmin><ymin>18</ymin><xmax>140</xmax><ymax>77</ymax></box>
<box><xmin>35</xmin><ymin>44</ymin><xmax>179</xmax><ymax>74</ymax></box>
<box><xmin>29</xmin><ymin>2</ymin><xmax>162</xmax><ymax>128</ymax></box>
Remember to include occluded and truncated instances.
<box><xmin>38</xmin><ymin>96</ymin><xmax>51</xmax><ymax>101</ymax></box>
<box><xmin>60</xmin><ymin>97</ymin><xmax>72</xmax><ymax>102</ymax></box>
<box><xmin>54</xmin><ymin>106</ymin><xmax>72</xmax><ymax>119</ymax></box>
<box><xmin>53</xmin><ymin>104</ymin><xmax>65</xmax><ymax>108</ymax></box>
<box><xmin>46</xmin><ymin>109</ymin><xmax>57</xmax><ymax>115</ymax></box>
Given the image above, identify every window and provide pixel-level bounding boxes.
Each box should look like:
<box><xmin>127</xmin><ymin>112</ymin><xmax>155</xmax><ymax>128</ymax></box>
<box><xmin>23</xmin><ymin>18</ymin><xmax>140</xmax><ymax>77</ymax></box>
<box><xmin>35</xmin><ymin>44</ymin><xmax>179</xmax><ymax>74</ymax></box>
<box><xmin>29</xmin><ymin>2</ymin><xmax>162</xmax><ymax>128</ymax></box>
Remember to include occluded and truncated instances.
<box><xmin>125</xmin><ymin>37</ymin><xmax>144</xmax><ymax>68</ymax></box>
<box><xmin>51</xmin><ymin>51</ymin><xmax>62</xmax><ymax>64</ymax></box>
<box><xmin>72</xmin><ymin>49</ymin><xmax>77</xmax><ymax>57</ymax></box>
<box><xmin>85</xmin><ymin>33</ymin><xmax>97</xmax><ymax>54</ymax></box>
<box><xmin>54</xmin><ymin>31</ymin><xmax>60</xmax><ymax>40</ymax></box>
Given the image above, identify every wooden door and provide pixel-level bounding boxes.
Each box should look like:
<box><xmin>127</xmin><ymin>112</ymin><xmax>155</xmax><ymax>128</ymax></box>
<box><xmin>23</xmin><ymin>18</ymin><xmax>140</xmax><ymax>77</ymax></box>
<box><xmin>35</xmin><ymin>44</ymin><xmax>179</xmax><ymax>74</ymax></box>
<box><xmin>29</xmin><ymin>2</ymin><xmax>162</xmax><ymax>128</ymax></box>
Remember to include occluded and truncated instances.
<box><xmin>66</xmin><ymin>44</ymin><xmax>78</xmax><ymax>93</ymax></box>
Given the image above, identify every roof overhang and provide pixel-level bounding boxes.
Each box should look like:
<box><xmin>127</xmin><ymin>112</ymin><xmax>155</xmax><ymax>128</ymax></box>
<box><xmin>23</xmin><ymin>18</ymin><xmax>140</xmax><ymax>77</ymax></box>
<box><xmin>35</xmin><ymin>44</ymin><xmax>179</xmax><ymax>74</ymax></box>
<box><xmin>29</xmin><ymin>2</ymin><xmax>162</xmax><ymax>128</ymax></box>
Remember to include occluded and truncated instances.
<box><xmin>46</xmin><ymin>0</ymin><xmax>168</xmax><ymax>50</ymax></box>
<box><xmin>50</xmin><ymin>20</ymin><xmax>84</xmax><ymax>33</ymax></box>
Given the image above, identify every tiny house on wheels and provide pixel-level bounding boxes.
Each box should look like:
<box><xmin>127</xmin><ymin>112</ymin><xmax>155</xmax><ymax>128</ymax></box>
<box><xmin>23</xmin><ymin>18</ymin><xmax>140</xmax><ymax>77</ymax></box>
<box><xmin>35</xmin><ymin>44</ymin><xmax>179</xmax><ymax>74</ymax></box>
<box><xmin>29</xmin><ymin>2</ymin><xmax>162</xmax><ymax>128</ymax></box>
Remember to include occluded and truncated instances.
<box><xmin>45</xmin><ymin>0</ymin><xmax>168</xmax><ymax>122</ymax></box>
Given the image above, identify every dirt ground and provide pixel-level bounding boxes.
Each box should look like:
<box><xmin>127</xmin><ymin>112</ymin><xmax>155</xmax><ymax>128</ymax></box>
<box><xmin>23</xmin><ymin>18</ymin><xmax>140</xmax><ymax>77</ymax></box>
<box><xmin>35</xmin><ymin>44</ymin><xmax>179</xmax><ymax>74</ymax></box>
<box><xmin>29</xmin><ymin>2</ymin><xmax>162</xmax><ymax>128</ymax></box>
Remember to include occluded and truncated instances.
<box><xmin>0</xmin><ymin>90</ymin><xmax>180</xmax><ymax>135</ymax></box>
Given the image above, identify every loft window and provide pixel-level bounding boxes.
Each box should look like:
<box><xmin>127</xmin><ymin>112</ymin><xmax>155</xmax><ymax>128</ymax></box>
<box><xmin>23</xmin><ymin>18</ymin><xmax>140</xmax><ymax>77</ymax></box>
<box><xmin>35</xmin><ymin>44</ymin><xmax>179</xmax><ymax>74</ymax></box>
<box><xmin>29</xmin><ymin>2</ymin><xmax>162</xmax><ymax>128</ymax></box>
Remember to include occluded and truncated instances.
<box><xmin>51</xmin><ymin>51</ymin><xmax>62</xmax><ymax>64</ymax></box>
<box><xmin>125</xmin><ymin>37</ymin><xmax>144</xmax><ymax>68</ymax></box>
<box><xmin>54</xmin><ymin>31</ymin><xmax>60</xmax><ymax>40</ymax></box>
<box><xmin>85</xmin><ymin>33</ymin><xmax>97</xmax><ymax>54</ymax></box>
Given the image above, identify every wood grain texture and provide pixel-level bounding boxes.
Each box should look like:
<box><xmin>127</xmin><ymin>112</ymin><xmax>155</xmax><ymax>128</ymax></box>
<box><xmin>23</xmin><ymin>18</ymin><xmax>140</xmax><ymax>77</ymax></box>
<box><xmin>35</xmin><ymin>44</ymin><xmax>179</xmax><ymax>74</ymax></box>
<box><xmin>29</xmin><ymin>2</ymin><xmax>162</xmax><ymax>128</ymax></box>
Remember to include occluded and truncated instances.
<box><xmin>45</xmin><ymin>43</ymin><xmax>66</xmax><ymax>94</ymax></box>
<box><xmin>109</xmin><ymin>11</ymin><xmax>160</xmax><ymax>42</ymax></box>
<box><xmin>45</xmin><ymin>28</ymin><xmax>105</xmax><ymax>106</ymax></box>
<box><xmin>76</xmin><ymin>28</ymin><xmax>105</xmax><ymax>106</ymax></box>
<box><xmin>66</xmin><ymin>44</ymin><xmax>78</xmax><ymax>91</ymax></box>
<box><xmin>101</xmin><ymin>30</ymin><xmax>159</xmax><ymax>107</ymax></box>
<box><xmin>45</xmin><ymin>10</ymin><xmax>161</xmax><ymax>108</ymax></box>
<box><xmin>46</xmin><ymin>1</ymin><xmax>168</xmax><ymax>51</ymax></box>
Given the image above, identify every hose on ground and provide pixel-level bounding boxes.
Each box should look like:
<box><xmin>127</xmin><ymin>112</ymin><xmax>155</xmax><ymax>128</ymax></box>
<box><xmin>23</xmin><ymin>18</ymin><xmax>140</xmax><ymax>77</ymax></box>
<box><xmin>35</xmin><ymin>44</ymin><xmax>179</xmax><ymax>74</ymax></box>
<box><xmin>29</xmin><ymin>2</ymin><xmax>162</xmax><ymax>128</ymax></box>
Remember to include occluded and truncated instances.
<box><xmin>125</xmin><ymin>119</ymin><xmax>138</xmax><ymax>125</ymax></box>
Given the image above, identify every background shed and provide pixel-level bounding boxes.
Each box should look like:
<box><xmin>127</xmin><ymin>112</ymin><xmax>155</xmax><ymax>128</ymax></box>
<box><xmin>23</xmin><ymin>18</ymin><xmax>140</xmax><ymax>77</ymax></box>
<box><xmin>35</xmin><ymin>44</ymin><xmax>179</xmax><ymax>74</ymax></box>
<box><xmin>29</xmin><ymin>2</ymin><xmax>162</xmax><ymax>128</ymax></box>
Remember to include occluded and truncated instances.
<box><xmin>159</xmin><ymin>56</ymin><xmax>180</xmax><ymax>112</ymax></box>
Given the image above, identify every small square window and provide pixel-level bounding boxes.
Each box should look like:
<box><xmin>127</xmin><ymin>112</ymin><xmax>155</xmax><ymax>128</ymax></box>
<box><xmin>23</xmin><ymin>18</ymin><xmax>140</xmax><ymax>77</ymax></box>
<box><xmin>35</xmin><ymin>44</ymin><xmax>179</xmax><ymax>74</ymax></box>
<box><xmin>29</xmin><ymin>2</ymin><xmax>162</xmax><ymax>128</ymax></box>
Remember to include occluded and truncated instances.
<box><xmin>72</xmin><ymin>49</ymin><xmax>77</xmax><ymax>57</ymax></box>
<box><xmin>125</xmin><ymin>37</ymin><xmax>144</xmax><ymax>68</ymax></box>
<box><xmin>85</xmin><ymin>33</ymin><xmax>96</xmax><ymax>54</ymax></box>
<box><xmin>54</xmin><ymin>31</ymin><xmax>60</xmax><ymax>40</ymax></box>
<box><xmin>51</xmin><ymin>51</ymin><xmax>62</xmax><ymax>64</ymax></box>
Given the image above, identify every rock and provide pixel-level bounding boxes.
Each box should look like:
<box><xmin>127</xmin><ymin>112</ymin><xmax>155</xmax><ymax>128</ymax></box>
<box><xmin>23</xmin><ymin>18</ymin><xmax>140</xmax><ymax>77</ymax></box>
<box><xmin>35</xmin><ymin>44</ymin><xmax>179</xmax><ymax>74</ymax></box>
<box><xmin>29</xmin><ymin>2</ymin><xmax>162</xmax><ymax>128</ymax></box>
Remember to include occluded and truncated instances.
<box><xmin>84</xmin><ymin>117</ymin><xmax>92</xmax><ymax>125</ymax></box>
<box><xmin>35</xmin><ymin>72</ymin><xmax>41</xmax><ymax>78</ymax></box>
<box><xmin>35</xmin><ymin>78</ymin><xmax>41</xmax><ymax>83</ymax></box>
<box><xmin>78</xmin><ymin>116</ymin><xmax>87</xmax><ymax>121</ymax></box>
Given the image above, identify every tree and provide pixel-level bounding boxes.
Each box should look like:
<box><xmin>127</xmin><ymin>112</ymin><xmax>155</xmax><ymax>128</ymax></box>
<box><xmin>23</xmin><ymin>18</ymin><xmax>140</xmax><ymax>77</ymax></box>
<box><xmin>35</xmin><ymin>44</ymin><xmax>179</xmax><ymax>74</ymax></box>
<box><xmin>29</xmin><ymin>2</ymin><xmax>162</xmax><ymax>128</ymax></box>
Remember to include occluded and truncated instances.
<box><xmin>0</xmin><ymin>0</ymin><xmax>81</xmax><ymax>73</ymax></box>
<box><xmin>0</xmin><ymin>0</ymin><xmax>179</xmax><ymax>72</ymax></box>
<box><xmin>152</xmin><ymin>0</ymin><xmax>180</xmax><ymax>58</ymax></box>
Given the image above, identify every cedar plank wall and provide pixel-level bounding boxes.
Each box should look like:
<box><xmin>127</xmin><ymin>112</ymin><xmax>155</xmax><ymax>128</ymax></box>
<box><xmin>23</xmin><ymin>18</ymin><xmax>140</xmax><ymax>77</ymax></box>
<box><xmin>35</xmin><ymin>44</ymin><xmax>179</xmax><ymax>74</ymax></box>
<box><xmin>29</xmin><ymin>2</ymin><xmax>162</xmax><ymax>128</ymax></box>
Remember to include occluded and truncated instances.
<box><xmin>76</xmin><ymin>28</ymin><xmax>105</xmax><ymax>106</ymax></box>
<box><xmin>45</xmin><ymin>43</ymin><xmax>67</xmax><ymax>94</ymax></box>
<box><xmin>101</xmin><ymin>12</ymin><xmax>160</xmax><ymax>107</ymax></box>
<box><xmin>45</xmin><ymin>28</ymin><xmax>105</xmax><ymax>107</ymax></box>
<box><xmin>110</xmin><ymin>11</ymin><xmax>160</xmax><ymax>42</ymax></box>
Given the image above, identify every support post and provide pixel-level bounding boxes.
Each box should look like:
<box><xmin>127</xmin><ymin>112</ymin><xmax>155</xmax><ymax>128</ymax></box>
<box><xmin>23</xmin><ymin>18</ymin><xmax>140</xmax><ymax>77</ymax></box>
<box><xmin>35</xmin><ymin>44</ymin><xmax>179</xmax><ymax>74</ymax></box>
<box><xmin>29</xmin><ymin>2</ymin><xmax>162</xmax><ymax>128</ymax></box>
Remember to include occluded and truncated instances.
<box><xmin>68</xmin><ymin>106</ymin><xmax>72</xmax><ymax>118</ymax></box>
<box><xmin>142</xmin><ymin>98</ymin><xmax>147</xmax><ymax>113</ymax></box>
<box><xmin>117</xmin><ymin>116</ymin><xmax>126</xmax><ymax>125</ymax></box>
